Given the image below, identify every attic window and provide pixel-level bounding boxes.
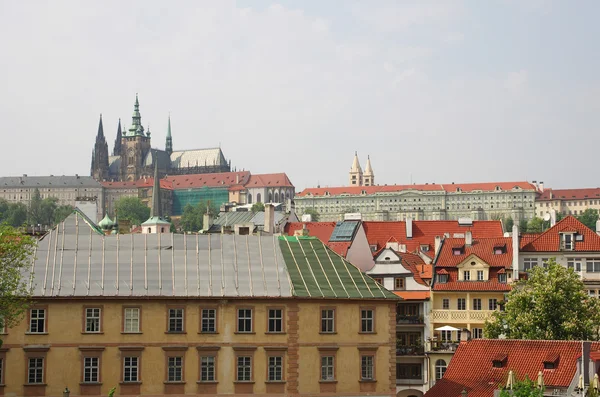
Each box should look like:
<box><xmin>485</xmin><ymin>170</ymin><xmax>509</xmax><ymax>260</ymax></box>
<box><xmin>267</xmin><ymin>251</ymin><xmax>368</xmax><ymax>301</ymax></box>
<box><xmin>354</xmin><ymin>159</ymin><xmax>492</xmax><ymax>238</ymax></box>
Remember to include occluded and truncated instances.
<box><xmin>576</xmin><ymin>234</ymin><xmax>584</xmax><ymax>241</ymax></box>
<box><xmin>438</xmin><ymin>274</ymin><xmax>448</xmax><ymax>283</ymax></box>
<box><xmin>492</xmin><ymin>353</ymin><xmax>507</xmax><ymax>368</ymax></box>
<box><xmin>494</xmin><ymin>245</ymin><xmax>506</xmax><ymax>254</ymax></box>
<box><xmin>421</xmin><ymin>245</ymin><xmax>429</xmax><ymax>252</ymax></box>
<box><xmin>543</xmin><ymin>353</ymin><xmax>559</xmax><ymax>369</ymax></box>
<box><xmin>453</xmin><ymin>247</ymin><xmax>464</xmax><ymax>255</ymax></box>
<box><xmin>560</xmin><ymin>233</ymin><xmax>574</xmax><ymax>250</ymax></box>
<box><xmin>370</xmin><ymin>245</ymin><xmax>377</xmax><ymax>252</ymax></box>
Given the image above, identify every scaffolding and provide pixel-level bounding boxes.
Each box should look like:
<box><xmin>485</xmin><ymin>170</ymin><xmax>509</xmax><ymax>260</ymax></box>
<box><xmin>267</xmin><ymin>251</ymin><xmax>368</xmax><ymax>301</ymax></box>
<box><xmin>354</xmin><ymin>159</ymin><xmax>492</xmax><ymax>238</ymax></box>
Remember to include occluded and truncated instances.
<box><xmin>172</xmin><ymin>187</ymin><xmax>229</xmax><ymax>215</ymax></box>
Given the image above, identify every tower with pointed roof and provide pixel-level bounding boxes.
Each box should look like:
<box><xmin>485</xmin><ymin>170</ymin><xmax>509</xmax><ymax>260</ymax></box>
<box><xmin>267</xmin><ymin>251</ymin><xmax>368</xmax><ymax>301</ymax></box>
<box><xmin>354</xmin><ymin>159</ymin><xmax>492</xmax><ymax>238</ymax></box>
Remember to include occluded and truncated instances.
<box><xmin>165</xmin><ymin>115</ymin><xmax>173</xmax><ymax>156</ymax></box>
<box><xmin>349</xmin><ymin>151</ymin><xmax>363</xmax><ymax>186</ymax></box>
<box><xmin>363</xmin><ymin>155</ymin><xmax>374</xmax><ymax>186</ymax></box>
<box><xmin>91</xmin><ymin>115</ymin><xmax>109</xmax><ymax>181</ymax></box>
<box><xmin>119</xmin><ymin>94</ymin><xmax>152</xmax><ymax>181</ymax></box>
<box><xmin>113</xmin><ymin>119</ymin><xmax>122</xmax><ymax>156</ymax></box>
<box><xmin>142</xmin><ymin>157</ymin><xmax>170</xmax><ymax>234</ymax></box>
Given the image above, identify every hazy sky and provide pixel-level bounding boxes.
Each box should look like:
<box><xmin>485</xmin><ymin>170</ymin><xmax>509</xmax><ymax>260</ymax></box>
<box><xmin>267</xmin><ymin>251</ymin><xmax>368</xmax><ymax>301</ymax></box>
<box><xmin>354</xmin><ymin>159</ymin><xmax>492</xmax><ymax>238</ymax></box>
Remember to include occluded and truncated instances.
<box><xmin>1</xmin><ymin>1</ymin><xmax>598</xmax><ymax>190</ymax></box>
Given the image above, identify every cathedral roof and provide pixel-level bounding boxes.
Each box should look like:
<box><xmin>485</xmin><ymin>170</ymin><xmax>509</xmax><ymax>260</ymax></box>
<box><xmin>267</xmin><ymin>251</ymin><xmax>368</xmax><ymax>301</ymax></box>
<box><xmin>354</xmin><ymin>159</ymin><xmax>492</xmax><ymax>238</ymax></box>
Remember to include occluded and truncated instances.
<box><xmin>0</xmin><ymin>175</ymin><xmax>101</xmax><ymax>188</ymax></box>
<box><xmin>170</xmin><ymin>148</ymin><xmax>228</xmax><ymax>169</ymax></box>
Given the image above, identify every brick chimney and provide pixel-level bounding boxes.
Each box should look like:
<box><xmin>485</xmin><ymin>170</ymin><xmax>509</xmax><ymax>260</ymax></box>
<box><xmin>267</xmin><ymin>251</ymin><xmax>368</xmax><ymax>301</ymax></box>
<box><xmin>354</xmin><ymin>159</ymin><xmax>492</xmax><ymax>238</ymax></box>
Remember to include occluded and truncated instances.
<box><xmin>512</xmin><ymin>224</ymin><xmax>519</xmax><ymax>280</ymax></box>
<box><xmin>465</xmin><ymin>230</ymin><xmax>472</xmax><ymax>247</ymax></box>
<box><xmin>406</xmin><ymin>217</ymin><xmax>413</xmax><ymax>239</ymax></box>
<box><xmin>264</xmin><ymin>203</ymin><xmax>275</xmax><ymax>234</ymax></box>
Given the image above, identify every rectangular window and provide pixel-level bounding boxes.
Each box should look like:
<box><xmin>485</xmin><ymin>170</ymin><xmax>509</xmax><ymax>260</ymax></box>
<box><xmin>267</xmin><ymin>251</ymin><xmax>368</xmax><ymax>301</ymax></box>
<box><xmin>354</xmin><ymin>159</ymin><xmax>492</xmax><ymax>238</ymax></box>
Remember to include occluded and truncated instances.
<box><xmin>361</xmin><ymin>309</ymin><xmax>374</xmax><ymax>333</ymax></box>
<box><xmin>321</xmin><ymin>356</ymin><xmax>334</xmax><ymax>381</ymax></box>
<box><xmin>523</xmin><ymin>258</ymin><xmax>538</xmax><ymax>271</ymax></box>
<box><xmin>562</xmin><ymin>234</ymin><xmax>573</xmax><ymax>250</ymax></box>
<box><xmin>200</xmin><ymin>356</ymin><xmax>215</xmax><ymax>381</ymax></box>
<box><xmin>361</xmin><ymin>356</ymin><xmax>374</xmax><ymax>380</ymax></box>
<box><xmin>0</xmin><ymin>316</ymin><xmax>5</xmax><ymax>334</ymax></box>
<box><xmin>442</xmin><ymin>299</ymin><xmax>450</xmax><ymax>310</ymax></box>
<box><xmin>477</xmin><ymin>270</ymin><xmax>484</xmax><ymax>281</ymax></box>
<box><xmin>394</xmin><ymin>278</ymin><xmax>405</xmax><ymax>290</ymax></box>
<box><xmin>29</xmin><ymin>309</ymin><xmax>46</xmax><ymax>333</ymax></box>
<box><xmin>236</xmin><ymin>356</ymin><xmax>252</xmax><ymax>381</ymax></box>
<box><xmin>28</xmin><ymin>358</ymin><xmax>44</xmax><ymax>384</ymax></box>
<box><xmin>498</xmin><ymin>273</ymin><xmax>507</xmax><ymax>283</ymax></box>
<box><xmin>438</xmin><ymin>274</ymin><xmax>448</xmax><ymax>283</ymax></box>
<box><xmin>472</xmin><ymin>328</ymin><xmax>483</xmax><ymax>339</ymax></box>
<box><xmin>268</xmin><ymin>309</ymin><xmax>283</xmax><ymax>333</ymax></box>
<box><xmin>568</xmin><ymin>258</ymin><xmax>582</xmax><ymax>272</ymax></box>
<box><xmin>457</xmin><ymin>298</ymin><xmax>466</xmax><ymax>310</ymax></box>
<box><xmin>124</xmin><ymin>308</ymin><xmax>140</xmax><ymax>333</ymax></box>
<box><xmin>489</xmin><ymin>299</ymin><xmax>498</xmax><ymax>311</ymax></box>
<box><xmin>268</xmin><ymin>356</ymin><xmax>283</xmax><ymax>381</ymax></box>
<box><xmin>440</xmin><ymin>330</ymin><xmax>452</xmax><ymax>341</ymax></box>
<box><xmin>85</xmin><ymin>308</ymin><xmax>101</xmax><ymax>333</ymax></box>
<box><xmin>396</xmin><ymin>364</ymin><xmax>421</xmax><ymax>380</ymax></box>
<box><xmin>473</xmin><ymin>299</ymin><xmax>482</xmax><ymax>311</ymax></box>
<box><xmin>123</xmin><ymin>357</ymin><xmax>139</xmax><ymax>382</ymax></box>
<box><xmin>201</xmin><ymin>309</ymin><xmax>216</xmax><ymax>333</ymax></box>
<box><xmin>321</xmin><ymin>309</ymin><xmax>335</xmax><ymax>333</ymax></box>
<box><xmin>168</xmin><ymin>308</ymin><xmax>184</xmax><ymax>332</ymax></box>
<box><xmin>167</xmin><ymin>357</ymin><xmax>183</xmax><ymax>382</ymax></box>
<box><xmin>463</xmin><ymin>270</ymin><xmax>470</xmax><ymax>281</ymax></box>
<box><xmin>237</xmin><ymin>309</ymin><xmax>253</xmax><ymax>333</ymax></box>
<box><xmin>586</xmin><ymin>259</ymin><xmax>600</xmax><ymax>273</ymax></box>
<box><xmin>83</xmin><ymin>357</ymin><xmax>99</xmax><ymax>383</ymax></box>
<box><xmin>373</xmin><ymin>277</ymin><xmax>383</xmax><ymax>285</ymax></box>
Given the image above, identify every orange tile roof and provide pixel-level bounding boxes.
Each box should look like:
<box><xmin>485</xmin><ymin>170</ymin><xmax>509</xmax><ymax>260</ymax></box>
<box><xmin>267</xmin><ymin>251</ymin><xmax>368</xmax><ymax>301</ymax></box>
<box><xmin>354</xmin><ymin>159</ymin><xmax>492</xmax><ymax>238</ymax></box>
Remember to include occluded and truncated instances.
<box><xmin>520</xmin><ymin>216</ymin><xmax>600</xmax><ymax>252</ymax></box>
<box><xmin>102</xmin><ymin>178</ymin><xmax>174</xmax><ymax>190</ymax></box>
<box><xmin>393</xmin><ymin>291</ymin><xmax>430</xmax><ymax>300</ymax></box>
<box><xmin>436</xmin><ymin>237</ymin><xmax>513</xmax><ymax>268</ymax></box>
<box><xmin>397</xmin><ymin>252</ymin><xmax>432</xmax><ymax>285</ymax></box>
<box><xmin>538</xmin><ymin>187</ymin><xmax>600</xmax><ymax>201</ymax></box>
<box><xmin>284</xmin><ymin>222</ymin><xmax>337</xmax><ymax>243</ymax></box>
<box><xmin>327</xmin><ymin>242</ymin><xmax>352</xmax><ymax>257</ymax></box>
<box><xmin>246</xmin><ymin>173</ymin><xmax>294</xmax><ymax>188</ymax></box>
<box><xmin>166</xmin><ymin>171</ymin><xmax>250</xmax><ymax>189</ymax></box>
<box><xmin>297</xmin><ymin>181</ymin><xmax>536</xmax><ymax>197</ymax></box>
<box><xmin>425</xmin><ymin>339</ymin><xmax>600</xmax><ymax>397</ymax></box>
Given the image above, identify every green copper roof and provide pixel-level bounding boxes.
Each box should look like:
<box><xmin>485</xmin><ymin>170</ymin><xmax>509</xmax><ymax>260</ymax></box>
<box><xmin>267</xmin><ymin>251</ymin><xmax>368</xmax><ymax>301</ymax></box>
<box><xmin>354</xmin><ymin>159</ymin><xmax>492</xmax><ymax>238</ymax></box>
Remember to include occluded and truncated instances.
<box><xmin>98</xmin><ymin>214</ymin><xmax>114</xmax><ymax>229</ymax></box>
<box><xmin>141</xmin><ymin>216</ymin><xmax>170</xmax><ymax>226</ymax></box>
<box><xmin>278</xmin><ymin>236</ymin><xmax>397</xmax><ymax>299</ymax></box>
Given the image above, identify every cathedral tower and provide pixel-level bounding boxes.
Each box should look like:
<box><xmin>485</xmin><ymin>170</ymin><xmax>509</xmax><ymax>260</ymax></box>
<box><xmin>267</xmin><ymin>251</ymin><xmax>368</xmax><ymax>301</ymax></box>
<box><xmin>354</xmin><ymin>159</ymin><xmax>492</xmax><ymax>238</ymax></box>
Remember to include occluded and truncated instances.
<box><xmin>165</xmin><ymin>115</ymin><xmax>173</xmax><ymax>156</ymax></box>
<box><xmin>113</xmin><ymin>119</ymin><xmax>122</xmax><ymax>156</ymax></box>
<box><xmin>363</xmin><ymin>155</ymin><xmax>374</xmax><ymax>186</ymax></box>
<box><xmin>349</xmin><ymin>152</ymin><xmax>363</xmax><ymax>186</ymax></box>
<box><xmin>119</xmin><ymin>94</ymin><xmax>152</xmax><ymax>181</ymax></box>
<box><xmin>90</xmin><ymin>115</ymin><xmax>109</xmax><ymax>181</ymax></box>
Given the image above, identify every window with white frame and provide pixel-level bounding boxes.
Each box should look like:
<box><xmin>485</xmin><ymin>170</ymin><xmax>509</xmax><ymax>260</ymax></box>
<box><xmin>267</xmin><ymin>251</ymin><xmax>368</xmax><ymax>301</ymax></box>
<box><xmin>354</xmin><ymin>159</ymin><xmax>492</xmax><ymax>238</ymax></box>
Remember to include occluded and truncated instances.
<box><xmin>489</xmin><ymin>299</ymin><xmax>498</xmax><ymax>310</ymax></box>
<box><xmin>472</xmin><ymin>298</ymin><xmax>482</xmax><ymax>310</ymax></box>
<box><xmin>85</xmin><ymin>308</ymin><xmax>101</xmax><ymax>333</ymax></box>
<box><xmin>123</xmin><ymin>356</ymin><xmax>139</xmax><ymax>382</ymax></box>
<box><xmin>457</xmin><ymin>298</ymin><xmax>466</xmax><ymax>310</ymax></box>
<box><xmin>361</xmin><ymin>309</ymin><xmax>374</xmax><ymax>333</ymax></box>
<box><xmin>440</xmin><ymin>330</ymin><xmax>452</xmax><ymax>341</ymax></box>
<box><xmin>167</xmin><ymin>357</ymin><xmax>183</xmax><ymax>382</ymax></box>
<box><xmin>435</xmin><ymin>359</ymin><xmax>447</xmax><ymax>380</ymax></box>
<box><xmin>237</xmin><ymin>309</ymin><xmax>253</xmax><ymax>333</ymax></box>
<box><xmin>28</xmin><ymin>358</ymin><xmax>44</xmax><ymax>384</ymax></box>
<box><xmin>29</xmin><ymin>309</ymin><xmax>46</xmax><ymax>333</ymax></box>
<box><xmin>523</xmin><ymin>258</ymin><xmax>538</xmax><ymax>271</ymax></box>
<box><xmin>561</xmin><ymin>233</ymin><xmax>574</xmax><ymax>250</ymax></box>
<box><xmin>361</xmin><ymin>355</ymin><xmax>374</xmax><ymax>380</ymax></box>
<box><xmin>463</xmin><ymin>270</ymin><xmax>471</xmax><ymax>281</ymax></box>
<box><xmin>201</xmin><ymin>309</ymin><xmax>216</xmax><ymax>333</ymax></box>
<box><xmin>438</xmin><ymin>274</ymin><xmax>448</xmax><ymax>283</ymax></box>
<box><xmin>268</xmin><ymin>356</ymin><xmax>283</xmax><ymax>381</ymax></box>
<box><xmin>268</xmin><ymin>309</ymin><xmax>283</xmax><ymax>333</ymax></box>
<box><xmin>586</xmin><ymin>259</ymin><xmax>600</xmax><ymax>273</ymax></box>
<box><xmin>200</xmin><ymin>356</ymin><xmax>215</xmax><ymax>381</ymax></box>
<box><xmin>168</xmin><ymin>308</ymin><xmax>184</xmax><ymax>332</ymax></box>
<box><xmin>83</xmin><ymin>357</ymin><xmax>99</xmax><ymax>383</ymax></box>
<box><xmin>321</xmin><ymin>356</ymin><xmax>335</xmax><ymax>381</ymax></box>
<box><xmin>321</xmin><ymin>309</ymin><xmax>335</xmax><ymax>333</ymax></box>
<box><xmin>477</xmin><ymin>270</ymin><xmax>484</xmax><ymax>281</ymax></box>
<box><xmin>472</xmin><ymin>328</ymin><xmax>483</xmax><ymax>339</ymax></box>
<box><xmin>568</xmin><ymin>258</ymin><xmax>583</xmax><ymax>272</ymax></box>
<box><xmin>498</xmin><ymin>273</ymin><xmax>507</xmax><ymax>283</ymax></box>
<box><xmin>236</xmin><ymin>356</ymin><xmax>252</xmax><ymax>381</ymax></box>
<box><xmin>124</xmin><ymin>308</ymin><xmax>140</xmax><ymax>333</ymax></box>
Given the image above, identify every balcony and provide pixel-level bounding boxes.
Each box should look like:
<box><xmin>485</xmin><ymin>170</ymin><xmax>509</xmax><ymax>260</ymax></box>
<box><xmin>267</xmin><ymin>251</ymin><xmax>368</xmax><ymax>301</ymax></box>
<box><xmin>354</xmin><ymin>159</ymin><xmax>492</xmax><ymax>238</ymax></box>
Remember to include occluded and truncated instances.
<box><xmin>396</xmin><ymin>378</ymin><xmax>425</xmax><ymax>385</ymax></box>
<box><xmin>396</xmin><ymin>314</ymin><xmax>425</xmax><ymax>326</ymax></box>
<box><xmin>428</xmin><ymin>340</ymin><xmax>460</xmax><ymax>352</ymax></box>
<box><xmin>396</xmin><ymin>345</ymin><xmax>425</xmax><ymax>356</ymax></box>
<box><xmin>430</xmin><ymin>309</ymin><xmax>494</xmax><ymax>324</ymax></box>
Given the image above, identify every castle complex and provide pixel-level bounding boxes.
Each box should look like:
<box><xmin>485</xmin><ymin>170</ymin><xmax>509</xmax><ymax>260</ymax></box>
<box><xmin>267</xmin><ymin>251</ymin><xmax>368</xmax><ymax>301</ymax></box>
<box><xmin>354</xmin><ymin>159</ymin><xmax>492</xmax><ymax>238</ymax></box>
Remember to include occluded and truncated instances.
<box><xmin>90</xmin><ymin>95</ymin><xmax>231</xmax><ymax>181</ymax></box>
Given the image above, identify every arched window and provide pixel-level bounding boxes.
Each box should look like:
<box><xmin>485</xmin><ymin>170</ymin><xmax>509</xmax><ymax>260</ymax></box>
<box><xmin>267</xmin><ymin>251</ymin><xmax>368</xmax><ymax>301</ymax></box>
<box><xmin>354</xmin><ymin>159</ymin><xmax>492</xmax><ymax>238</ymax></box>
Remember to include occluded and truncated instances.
<box><xmin>435</xmin><ymin>359</ymin><xmax>447</xmax><ymax>380</ymax></box>
<box><xmin>160</xmin><ymin>227</ymin><xmax>164</xmax><ymax>233</ymax></box>
<box><xmin>257</xmin><ymin>193</ymin><xmax>262</xmax><ymax>203</ymax></box>
<box><xmin>268</xmin><ymin>193</ymin><xmax>272</xmax><ymax>202</ymax></box>
<box><xmin>147</xmin><ymin>228</ymin><xmax>151</xmax><ymax>233</ymax></box>
<box><xmin>247</xmin><ymin>194</ymin><xmax>252</xmax><ymax>204</ymax></box>
<box><xmin>286</xmin><ymin>192</ymin><xmax>290</xmax><ymax>200</ymax></box>
<box><xmin>274</xmin><ymin>192</ymin><xmax>279</xmax><ymax>202</ymax></box>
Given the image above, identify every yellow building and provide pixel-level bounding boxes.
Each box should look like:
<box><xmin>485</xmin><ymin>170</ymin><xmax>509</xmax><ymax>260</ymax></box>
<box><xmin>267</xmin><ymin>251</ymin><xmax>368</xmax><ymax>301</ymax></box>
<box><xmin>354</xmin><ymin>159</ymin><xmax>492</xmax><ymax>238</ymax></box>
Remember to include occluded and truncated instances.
<box><xmin>1</xmin><ymin>211</ymin><xmax>398</xmax><ymax>397</ymax></box>
<box><xmin>535</xmin><ymin>187</ymin><xmax>600</xmax><ymax>218</ymax></box>
<box><xmin>427</xmin><ymin>233</ymin><xmax>513</xmax><ymax>387</ymax></box>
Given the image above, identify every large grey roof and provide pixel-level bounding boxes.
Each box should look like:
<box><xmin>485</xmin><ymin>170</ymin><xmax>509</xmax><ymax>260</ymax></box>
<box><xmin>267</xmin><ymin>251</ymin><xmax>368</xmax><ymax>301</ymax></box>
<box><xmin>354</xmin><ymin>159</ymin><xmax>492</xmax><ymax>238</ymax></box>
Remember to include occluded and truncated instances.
<box><xmin>29</xmin><ymin>211</ymin><xmax>292</xmax><ymax>298</ymax></box>
<box><xmin>142</xmin><ymin>149</ymin><xmax>171</xmax><ymax>169</ymax></box>
<box><xmin>108</xmin><ymin>156</ymin><xmax>121</xmax><ymax>175</ymax></box>
<box><xmin>251</xmin><ymin>211</ymin><xmax>286</xmax><ymax>227</ymax></box>
<box><xmin>170</xmin><ymin>148</ymin><xmax>227</xmax><ymax>169</ymax></box>
<box><xmin>0</xmin><ymin>175</ymin><xmax>101</xmax><ymax>188</ymax></box>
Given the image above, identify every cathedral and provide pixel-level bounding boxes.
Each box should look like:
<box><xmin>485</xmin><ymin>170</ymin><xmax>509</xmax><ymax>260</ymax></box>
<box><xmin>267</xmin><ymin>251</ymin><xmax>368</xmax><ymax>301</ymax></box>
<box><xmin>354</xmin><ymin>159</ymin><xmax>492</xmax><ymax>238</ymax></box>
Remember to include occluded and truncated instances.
<box><xmin>90</xmin><ymin>95</ymin><xmax>231</xmax><ymax>181</ymax></box>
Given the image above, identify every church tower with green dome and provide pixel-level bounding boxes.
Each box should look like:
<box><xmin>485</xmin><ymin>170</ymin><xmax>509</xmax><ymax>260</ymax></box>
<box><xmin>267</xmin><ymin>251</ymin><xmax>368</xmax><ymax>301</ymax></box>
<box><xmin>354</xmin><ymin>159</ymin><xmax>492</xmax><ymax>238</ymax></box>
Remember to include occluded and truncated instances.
<box><xmin>119</xmin><ymin>94</ymin><xmax>152</xmax><ymax>181</ymax></box>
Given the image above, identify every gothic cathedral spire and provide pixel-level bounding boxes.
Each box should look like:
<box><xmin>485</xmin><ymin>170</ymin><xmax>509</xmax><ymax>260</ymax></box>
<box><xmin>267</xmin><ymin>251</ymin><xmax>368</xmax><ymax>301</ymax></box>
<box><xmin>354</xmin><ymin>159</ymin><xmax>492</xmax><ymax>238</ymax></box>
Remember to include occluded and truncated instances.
<box><xmin>349</xmin><ymin>151</ymin><xmax>363</xmax><ymax>186</ymax></box>
<box><xmin>363</xmin><ymin>155</ymin><xmax>374</xmax><ymax>186</ymax></box>
<box><xmin>165</xmin><ymin>115</ymin><xmax>173</xmax><ymax>156</ymax></box>
<box><xmin>113</xmin><ymin>119</ymin><xmax>122</xmax><ymax>156</ymax></box>
<box><xmin>91</xmin><ymin>114</ymin><xmax>109</xmax><ymax>181</ymax></box>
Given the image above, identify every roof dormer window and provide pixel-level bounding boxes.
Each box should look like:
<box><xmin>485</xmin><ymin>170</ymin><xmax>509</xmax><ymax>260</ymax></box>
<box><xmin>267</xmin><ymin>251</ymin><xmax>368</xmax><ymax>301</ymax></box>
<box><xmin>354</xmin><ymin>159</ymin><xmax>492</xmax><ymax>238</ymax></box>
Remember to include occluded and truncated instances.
<box><xmin>421</xmin><ymin>245</ymin><xmax>429</xmax><ymax>252</ymax></box>
<box><xmin>560</xmin><ymin>233</ymin><xmax>574</xmax><ymax>250</ymax></box>
<box><xmin>493</xmin><ymin>245</ymin><xmax>506</xmax><ymax>255</ymax></box>
<box><xmin>543</xmin><ymin>353</ymin><xmax>559</xmax><ymax>369</ymax></box>
<box><xmin>453</xmin><ymin>246</ymin><xmax>464</xmax><ymax>256</ymax></box>
<box><xmin>438</xmin><ymin>274</ymin><xmax>448</xmax><ymax>283</ymax></box>
<box><xmin>492</xmin><ymin>353</ymin><xmax>507</xmax><ymax>368</ymax></box>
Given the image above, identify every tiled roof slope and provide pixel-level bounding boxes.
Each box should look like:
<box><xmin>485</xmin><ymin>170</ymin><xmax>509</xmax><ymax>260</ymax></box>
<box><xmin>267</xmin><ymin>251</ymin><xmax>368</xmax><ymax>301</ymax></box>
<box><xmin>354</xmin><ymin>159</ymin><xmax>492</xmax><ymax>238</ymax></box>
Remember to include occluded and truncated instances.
<box><xmin>166</xmin><ymin>171</ymin><xmax>250</xmax><ymax>189</ymax></box>
<box><xmin>520</xmin><ymin>216</ymin><xmax>600</xmax><ymax>252</ymax></box>
<box><xmin>363</xmin><ymin>220</ymin><xmax>504</xmax><ymax>254</ymax></box>
<box><xmin>398</xmin><ymin>252</ymin><xmax>432</xmax><ymax>285</ymax></box>
<box><xmin>436</xmin><ymin>237</ymin><xmax>513</xmax><ymax>268</ymax></box>
<box><xmin>246</xmin><ymin>173</ymin><xmax>294</xmax><ymax>188</ymax></box>
<box><xmin>284</xmin><ymin>222</ymin><xmax>337</xmax><ymax>244</ymax></box>
<box><xmin>538</xmin><ymin>187</ymin><xmax>600</xmax><ymax>201</ymax></box>
<box><xmin>0</xmin><ymin>175</ymin><xmax>101</xmax><ymax>188</ymax></box>
<box><xmin>278</xmin><ymin>236</ymin><xmax>397</xmax><ymax>299</ymax></box>
<box><xmin>425</xmin><ymin>339</ymin><xmax>600</xmax><ymax>397</ymax></box>
<box><xmin>101</xmin><ymin>178</ymin><xmax>174</xmax><ymax>190</ymax></box>
<box><xmin>297</xmin><ymin>181</ymin><xmax>536</xmax><ymax>197</ymax></box>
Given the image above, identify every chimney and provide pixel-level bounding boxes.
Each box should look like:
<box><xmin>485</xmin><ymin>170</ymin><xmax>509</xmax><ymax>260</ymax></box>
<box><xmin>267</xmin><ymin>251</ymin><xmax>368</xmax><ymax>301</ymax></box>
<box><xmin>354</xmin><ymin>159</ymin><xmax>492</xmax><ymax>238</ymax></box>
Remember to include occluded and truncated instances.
<box><xmin>264</xmin><ymin>203</ymin><xmax>275</xmax><ymax>234</ymax></box>
<box><xmin>465</xmin><ymin>230</ymin><xmax>472</xmax><ymax>247</ymax></box>
<box><xmin>434</xmin><ymin>236</ymin><xmax>442</xmax><ymax>255</ymax></box>
<box><xmin>460</xmin><ymin>328</ymin><xmax>470</xmax><ymax>342</ymax></box>
<box><xmin>539</xmin><ymin>181</ymin><xmax>544</xmax><ymax>192</ymax></box>
<box><xmin>236</xmin><ymin>174</ymin><xmax>239</xmax><ymax>184</ymax></box>
<box><xmin>203</xmin><ymin>212</ymin><xmax>213</xmax><ymax>231</ymax></box>
<box><xmin>406</xmin><ymin>217</ymin><xmax>413</xmax><ymax>239</ymax></box>
<box><xmin>512</xmin><ymin>224</ymin><xmax>519</xmax><ymax>281</ymax></box>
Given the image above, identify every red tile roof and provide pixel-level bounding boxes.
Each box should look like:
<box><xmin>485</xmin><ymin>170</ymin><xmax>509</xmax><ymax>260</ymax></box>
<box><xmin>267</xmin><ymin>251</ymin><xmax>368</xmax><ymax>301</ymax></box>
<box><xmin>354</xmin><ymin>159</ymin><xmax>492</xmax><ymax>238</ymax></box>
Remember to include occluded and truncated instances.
<box><xmin>425</xmin><ymin>339</ymin><xmax>600</xmax><ymax>397</ymax></box>
<box><xmin>433</xmin><ymin>277</ymin><xmax>512</xmax><ymax>291</ymax></box>
<box><xmin>297</xmin><ymin>181</ymin><xmax>536</xmax><ymax>197</ymax></box>
<box><xmin>436</xmin><ymin>237</ymin><xmax>513</xmax><ymax>268</ymax></box>
<box><xmin>327</xmin><ymin>242</ymin><xmax>352</xmax><ymax>257</ymax></box>
<box><xmin>538</xmin><ymin>187</ymin><xmax>600</xmax><ymax>201</ymax></box>
<box><xmin>246</xmin><ymin>173</ymin><xmax>294</xmax><ymax>188</ymax></box>
<box><xmin>102</xmin><ymin>178</ymin><xmax>174</xmax><ymax>190</ymax></box>
<box><xmin>165</xmin><ymin>171</ymin><xmax>251</xmax><ymax>189</ymax></box>
<box><xmin>284</xmin><ymin>222</ymin><xmax>337</xmax><ymax>243</ymax></box>
<box><xmin>398</xmin><ymin>252</ymin><xmax>432</xmax><ymax>285</ymax></box>
<box><xmin>520</xmin><ymin>216</ymin><xmax>600</xmax><ymax>252</ymax></box>
<box><xmin>393</xmin><ymin>291</ymin><xmax>430</xmax><ymax>300</ymax></box>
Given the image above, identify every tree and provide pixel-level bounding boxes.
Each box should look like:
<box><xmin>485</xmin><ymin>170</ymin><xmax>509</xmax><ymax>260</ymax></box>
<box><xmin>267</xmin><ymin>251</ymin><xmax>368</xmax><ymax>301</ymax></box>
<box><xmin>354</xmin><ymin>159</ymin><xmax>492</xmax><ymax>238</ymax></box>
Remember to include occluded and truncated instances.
<box><xmin>179</xmin><ymin>202</ymin><xmax>218</xmax><ymax>232</ymax></box>
<box><xmin>578</xmin><ymin>208</ymin><xmax>599</xmax><ymax>231</ymax></box>
<box><xmin>303</xmin><ymin>208</ymin><xmax>320</xmax><ymax>222</ymax></box>
<box><xmin>555</xmin><ymin>211</ymin><xmax>564</xmax><ymax>222</ymax></box>
<box><xmin>499</xmin><ymin>376</ymin><xmax>543</xmax><ymax>397</ymax></box>
<box><xmin>504</xmin><ymin>217</ymin><xmax>514</xmax><ymax>232</ymax></box>
<box><xmin>114</xmin><ymin>197</ymin><xmax>150</xmax><ymax>226</ymax></box>
<box><xmin>27</xmin><ymin>188</ymin><xmax>42</xmax><ymax>226</ymax></box>
<box><xmin>485</xmin><ymin>259</ymin><xmax>600</xmax><ymax>340</ymax></box>
<box><xmin>0</xmin><ymin>224</ymin><xmax>36</xmax><ymax>346</ymax></box>
<box><xmin>527</xmin><ymin>217</ymin><xmax>544</xmax><ymax>233</ymax></box>
<box><xmin>519</xmin><ymin>219</ymin><xmax>528</xmax><ymax>233</ymax></box>
<box><xmin>5</xmin><ymin>203</ymin><xmax>27</xmax><ymax>227</ymax></box>
<box><xmin>39</xmin><ymin>197</ymin><xmax>58</xmax><ymax>226</ymax></box>
<box><xmin>251</xmin><ymin>202</ymin><xmax>265</xmax><ymax>213</ymax></box>
<box><xmin>54</xmin><ymin>205</ymin><xmax>74</xmax><ymax>224</ymax></box>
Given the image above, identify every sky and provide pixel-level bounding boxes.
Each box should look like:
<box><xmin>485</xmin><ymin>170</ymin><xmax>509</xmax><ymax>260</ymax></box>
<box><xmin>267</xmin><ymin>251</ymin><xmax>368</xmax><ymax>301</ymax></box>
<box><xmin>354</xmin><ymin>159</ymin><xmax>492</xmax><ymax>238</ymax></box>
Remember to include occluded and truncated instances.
<box><xmin>0</xmin><ymin>0</ymin><xmax>598</xmax><ymax>191</ymax></box>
